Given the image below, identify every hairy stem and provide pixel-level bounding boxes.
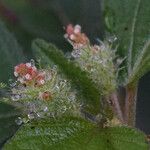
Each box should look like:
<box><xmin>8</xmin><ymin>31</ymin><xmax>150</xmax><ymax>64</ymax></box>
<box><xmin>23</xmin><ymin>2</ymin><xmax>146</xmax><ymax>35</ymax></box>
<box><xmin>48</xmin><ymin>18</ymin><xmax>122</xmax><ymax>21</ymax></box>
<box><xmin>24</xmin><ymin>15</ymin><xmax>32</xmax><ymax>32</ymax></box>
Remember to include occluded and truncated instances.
<box><xmin>124</xmin><ymin>85</ymin><xmax>138</xmax><ymax>126</ymax></box>
<box><xmin>111</xmin><ymin>92</ymin><xmax>124</xmax><ymax>123</ymax></box>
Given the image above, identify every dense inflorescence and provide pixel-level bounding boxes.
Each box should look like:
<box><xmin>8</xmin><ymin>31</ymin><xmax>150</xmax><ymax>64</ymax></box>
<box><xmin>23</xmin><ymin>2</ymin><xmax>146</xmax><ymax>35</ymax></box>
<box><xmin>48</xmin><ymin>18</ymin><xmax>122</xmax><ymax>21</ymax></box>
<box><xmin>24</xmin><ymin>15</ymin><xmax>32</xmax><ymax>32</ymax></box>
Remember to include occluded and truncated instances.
<box><xmin>65</xmin><ymin>24</ymin><xmax>120</xmax><ymax>96</ymax></box>
<box><xmin>5</xmin><ymin>24</ymin><xmax>124</xmax><ymax>125</ymax></box>
<box><xmin>8</xmin><ymin>60</ymin><xmax>80</xmax><ymax>125</ymax></box>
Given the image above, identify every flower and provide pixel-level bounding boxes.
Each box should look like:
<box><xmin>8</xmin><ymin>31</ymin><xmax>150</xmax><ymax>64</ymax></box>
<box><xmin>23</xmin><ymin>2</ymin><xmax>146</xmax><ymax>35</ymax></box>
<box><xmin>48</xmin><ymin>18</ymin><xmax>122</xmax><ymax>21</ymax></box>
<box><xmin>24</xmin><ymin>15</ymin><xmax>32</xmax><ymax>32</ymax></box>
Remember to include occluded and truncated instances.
<box><xmin>64</xmin><ymin>24</ymin><xmax>89</xmax><ymax>48</ymax></box>
<box><xmin>65</xmin><ymin>24</ymin><xmax>74</xmax><ymax>36</ymax></box>
<box><xmin>35</xmin><ymin>72</ymin><xmax>46</xmax><ymax>86</ymax></box>
<box><xmin>15</xmin><ymin>63</ymin><xmax>37</xmax><ymax>78</ymax></box>
<box><xmin>39</xmin><ymin>91</ymin><xmax>52</xmax><ymax>101</ymax></box>
<box><xmin>11</xmin><ymin>62</ymin><xmax>80</xmax><ymax>123</ymax></box>
<box><xmin>65</xmin><ymin>25</ymin><xmax>117</xmax><ymax>96</ymax></box>
<box><xmin>14</xmin><ymin>62</ymin><xmax>45</xmax><ymax>86</ymax></box>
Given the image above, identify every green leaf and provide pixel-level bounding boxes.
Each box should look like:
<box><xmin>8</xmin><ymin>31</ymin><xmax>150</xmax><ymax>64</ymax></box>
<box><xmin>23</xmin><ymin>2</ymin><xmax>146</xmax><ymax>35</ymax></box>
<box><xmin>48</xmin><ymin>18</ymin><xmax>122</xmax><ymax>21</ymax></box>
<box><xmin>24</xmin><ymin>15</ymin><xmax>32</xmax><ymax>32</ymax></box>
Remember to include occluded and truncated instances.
<box><xmin>32</xmin><ymin>39</ymin><xmax>101</xmax><ymax>115</ymax></box>
<box><xmin>0</xmin><ymin>20</ymin><xmax>25</xmax><ymax>82</ymax></box>
<box><xmin>103</xmin><ymin>0</ymin><xmax>150</xmax><ymax>86</ymax></box>
<box><xmin>127</xmin><ymin>38</ymin><xmax>150</xmax><ymax>86</ymax></box>
<box><xmin>4</xmin><ymin>117</ymin><xmax>149</xmax><ymax>150</ymax></box>
<box><xmin>0</xmin><ymin>20</ymin><xmax>24</xmax><ymax>148</ymax></box>
<box><xmin>0</xmin><ymin>101</ymin><xmax>21</xmax><ymax>148</ymax></box>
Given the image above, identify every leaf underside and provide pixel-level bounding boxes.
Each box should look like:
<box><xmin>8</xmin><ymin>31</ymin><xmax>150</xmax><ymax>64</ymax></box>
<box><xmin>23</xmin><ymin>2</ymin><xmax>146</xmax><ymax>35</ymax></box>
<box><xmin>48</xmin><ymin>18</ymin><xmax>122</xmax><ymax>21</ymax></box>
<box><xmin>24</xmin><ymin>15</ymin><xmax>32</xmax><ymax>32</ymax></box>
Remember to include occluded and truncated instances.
<box><xmin>4</xmin><ymin>117</ymin><xmax>148</xmax><ymax>150</ymax></box>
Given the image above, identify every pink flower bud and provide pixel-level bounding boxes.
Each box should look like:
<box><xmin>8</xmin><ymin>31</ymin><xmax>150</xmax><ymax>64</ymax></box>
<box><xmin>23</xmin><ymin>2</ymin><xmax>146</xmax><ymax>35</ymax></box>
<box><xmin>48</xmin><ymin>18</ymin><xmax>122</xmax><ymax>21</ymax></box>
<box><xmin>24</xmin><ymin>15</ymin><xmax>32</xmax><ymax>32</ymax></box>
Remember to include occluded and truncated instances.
<box><xmin>74</xmin><ymin>25</ymin><xmax>81</xmax><ymax>34</ymax></box>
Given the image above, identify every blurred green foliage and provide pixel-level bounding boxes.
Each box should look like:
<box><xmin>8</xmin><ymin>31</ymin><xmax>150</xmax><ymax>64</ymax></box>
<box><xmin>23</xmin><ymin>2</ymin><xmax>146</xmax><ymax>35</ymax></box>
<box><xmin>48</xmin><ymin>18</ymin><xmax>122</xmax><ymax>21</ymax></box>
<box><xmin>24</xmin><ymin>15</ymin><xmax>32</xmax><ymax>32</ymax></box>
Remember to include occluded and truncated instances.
<box><xmin>0</xmin><ymin>0</ymin><xmax>103</xmax><ymax>55</ymax></box>
<box><xmin>0</xmin><ymin>102</ymin><xmax>21</xmax><ymax>148</ymax></box>
<box><xmin>0</xmin><ymin>21</ymin><xmax>25</xmax><ymax>82</ymax></box>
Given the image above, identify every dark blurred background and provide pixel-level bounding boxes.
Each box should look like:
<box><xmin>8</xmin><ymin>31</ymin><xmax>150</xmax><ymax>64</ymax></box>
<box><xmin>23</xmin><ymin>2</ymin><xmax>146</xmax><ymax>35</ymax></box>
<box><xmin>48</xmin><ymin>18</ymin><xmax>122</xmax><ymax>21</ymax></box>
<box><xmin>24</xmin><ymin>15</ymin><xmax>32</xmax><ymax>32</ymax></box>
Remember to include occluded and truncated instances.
<box><xmin>0</xmin><ymin>0</ymin><xmax>149</xmax><ymax>135</ymax></box>
<box><xmin>0</xmin><ymin>0</ymin><xmax>104</xmax><ymax>56</ymax></box>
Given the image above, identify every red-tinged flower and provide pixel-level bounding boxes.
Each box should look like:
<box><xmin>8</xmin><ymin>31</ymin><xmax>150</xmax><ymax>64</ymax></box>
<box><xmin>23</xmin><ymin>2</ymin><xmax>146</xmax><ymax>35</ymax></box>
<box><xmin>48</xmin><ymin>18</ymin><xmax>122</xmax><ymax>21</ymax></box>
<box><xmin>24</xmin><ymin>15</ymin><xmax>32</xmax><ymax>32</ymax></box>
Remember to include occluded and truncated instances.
<box><xmin>69</xmin><ymin>34</ymin><xmax>76</xmax><ymax>40</ymax></box>
<box><xmin>27</xmin><ymin>67</ymin><xmax>38</xmax><ymax>79</ymax></box>
<box><xmin>66</xmin><ymin>24</ymin><xmax>74</xmax><ymax>36</ymax></box>
<box><xmin>24</xmin><ymin>73</ymin><xmax>32</xmax><ymax>80</ymax></box>
<box><xmin>39</xmin><ymin>91</ymin><xmax>52</xmax><ymax>101</ymax></box>
<box><xmin>14</xmin><ymin>63</ymin><xmax>28</xmax><ymax>77</ymax></box>
<box><xmin>14</xmin><ymin>62</ymin><xmax>48</xmax><ymax>87</ymax></box>
<box><xmin>74</xmin><ymin>33</ymin><xmax>89</xmax><ymax>45</ymax></box>
<box><xmin>14</xmin><ymin>63</ymin><xmax>38</xmax><ymax>78</ymax></box>
<box><xmin>35</xmin><ymin>72</ymin><xmax>46</xmax><ymax>86</ymax></box>
<box><xmin>65</xmin><ymin>24</ymin><xmax>89</xmax><ymax>47</ymax></box>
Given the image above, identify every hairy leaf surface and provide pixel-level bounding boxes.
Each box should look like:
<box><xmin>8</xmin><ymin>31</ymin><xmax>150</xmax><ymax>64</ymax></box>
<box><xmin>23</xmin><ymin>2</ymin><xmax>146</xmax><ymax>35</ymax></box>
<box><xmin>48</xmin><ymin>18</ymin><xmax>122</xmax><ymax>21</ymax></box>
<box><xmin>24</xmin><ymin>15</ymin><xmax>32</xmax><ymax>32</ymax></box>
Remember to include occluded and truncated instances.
<box><xmin>4</xmin><ymin>117</ymin><xmax>149</xmax><ymax>150</ymax></box>
<box><xmin>104</xmin><ymin>0</ymin><xmax>150</xmax><ymax>86</ymax></box>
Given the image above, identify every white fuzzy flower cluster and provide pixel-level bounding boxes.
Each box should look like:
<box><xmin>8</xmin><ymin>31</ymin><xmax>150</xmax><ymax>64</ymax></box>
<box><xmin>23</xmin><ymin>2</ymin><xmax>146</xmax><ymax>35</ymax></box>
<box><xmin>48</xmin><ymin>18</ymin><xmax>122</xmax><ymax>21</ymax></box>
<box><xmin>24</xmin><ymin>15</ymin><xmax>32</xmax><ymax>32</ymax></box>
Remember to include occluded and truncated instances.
<box><xmin>72</xmin><ymin>43</ymin><xmax>117</xmax><ymax>96</ymax></box>
<box><xmin>65</xmin><ymin>25</ymin><xmax>118</xmax><ymax>96</ymax></box>
<box><xmin>10</xmin><ymin>61</ymin><xmax>80</xmax><ymax>125</ymax></box>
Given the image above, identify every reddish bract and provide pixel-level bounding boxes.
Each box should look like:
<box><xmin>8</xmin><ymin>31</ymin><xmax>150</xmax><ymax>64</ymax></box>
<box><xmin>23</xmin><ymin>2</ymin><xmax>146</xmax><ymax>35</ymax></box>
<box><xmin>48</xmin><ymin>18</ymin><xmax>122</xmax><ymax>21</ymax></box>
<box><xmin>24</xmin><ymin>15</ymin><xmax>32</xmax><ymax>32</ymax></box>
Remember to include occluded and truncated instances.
<box><xmin>65</xmin><ymin>24</ymin><xmax>89</xmax><ymax>47</ymax></box>
<box><xmin>14</xmin><ymin>62</ymin><xmax>46</xmax><ymax>87</ymax></box>
<box><xmin>66</xmin><ymin>24</ymin><xmax>74</xmax><ymax>36</ymax></box>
